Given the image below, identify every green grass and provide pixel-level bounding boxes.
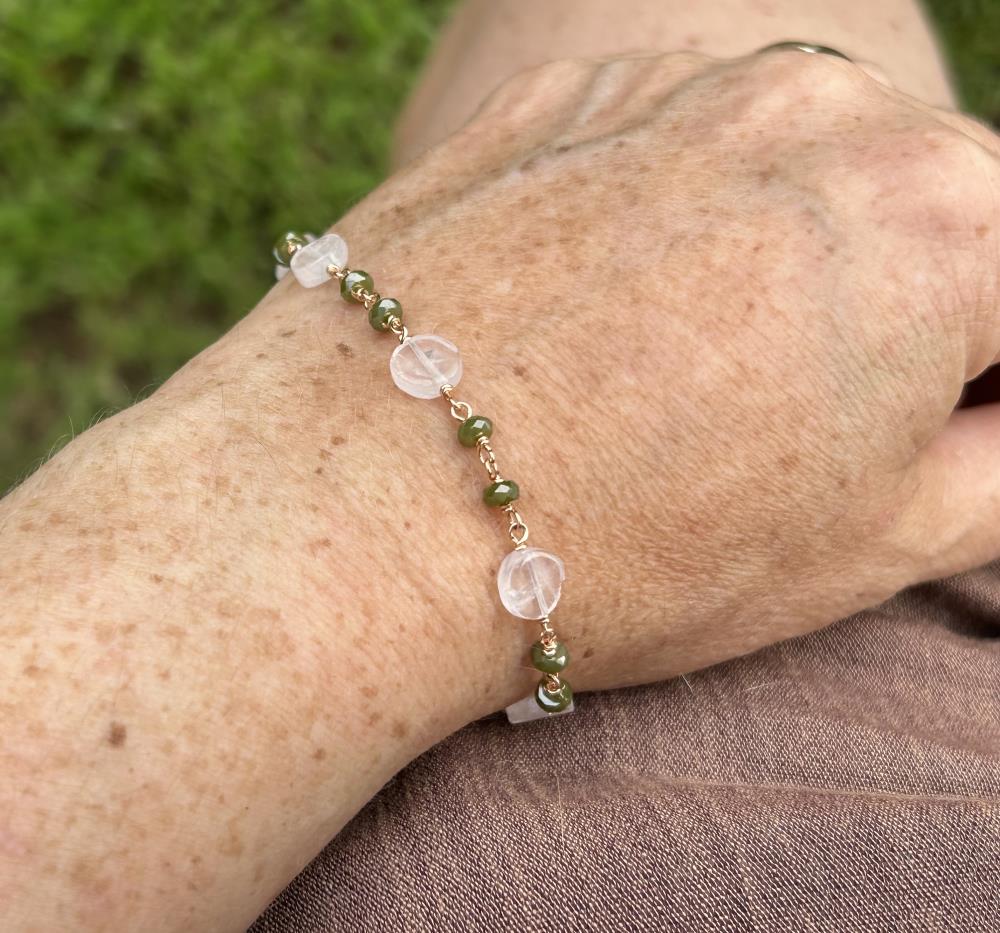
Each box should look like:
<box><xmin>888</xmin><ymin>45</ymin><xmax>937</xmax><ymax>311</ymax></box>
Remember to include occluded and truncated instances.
<box><xmin>0</xmin><ymin>0</ymin><xmax>997</xmax><ymax>488</ymax></box>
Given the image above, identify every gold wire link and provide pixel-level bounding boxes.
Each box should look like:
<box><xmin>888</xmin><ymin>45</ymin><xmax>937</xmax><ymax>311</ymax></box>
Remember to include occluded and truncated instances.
<box><xmin>387</xmin><ymin>316</ymin><xmax>408</xmax><ymax>343</ymax></box>
<box><xmin>439</xmin><ymin>385</ymin><xmax>473</xmax><ymax>422</ymax></box>
<box><xmin>477</xmin><ymin>437</ymin><xmax>502</xmax><ymax>482</ymax></box>
<box><xmin>357</xmin><ymin>289</ymin><xmax>380</xmax><ymax>310</ymax></box>
<box><xmin>286</xmin><ymin>240</ymin><xmax>574</xmax><ymax>713</ymax></box>
<box><xmin>503</xmin><ymin>503</ymin><xmax>529</xmax><ymax>547</ymax></box>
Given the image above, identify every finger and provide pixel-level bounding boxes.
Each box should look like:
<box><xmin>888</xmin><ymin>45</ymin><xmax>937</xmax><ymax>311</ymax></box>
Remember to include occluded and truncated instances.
<box><xmin>551</xmin><ymin>52</ymin><xmax>712</xmax><ymax>147</ymax></box>
<box><xmin>877</xmin><ymin>79</ymin><xmax>1000</xmax><ymax>157</ymax></box>
<box><xmin>855</xmin><ymin>60</ymin><xmax>892</xmax><ymax>89</ymax></box>
<box><xmin>907</xmin><ymin>403</ymin><xmax>1000</xmax><ymax>579</ymax></box>
<box><xmin>443</xmin><ymin>57</ymin><xmax>602</xmax><ymax>170</ymax></box>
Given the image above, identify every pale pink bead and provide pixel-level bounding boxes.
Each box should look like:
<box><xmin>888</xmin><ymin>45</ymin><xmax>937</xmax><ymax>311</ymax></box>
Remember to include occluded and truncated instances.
<box><xmin>496</xmin><ymin>547</ymin><xmax>565</xmax><ymax>620</ymax></box>
<box><xmin>290</xmin><ymin>233</ymin><xmax>348</xmax><ymax>288</ymax></box>
<box><xmin>389</xmin><ymin>335</ymin><xmax>462</xmax><ymax>399</ymax></box>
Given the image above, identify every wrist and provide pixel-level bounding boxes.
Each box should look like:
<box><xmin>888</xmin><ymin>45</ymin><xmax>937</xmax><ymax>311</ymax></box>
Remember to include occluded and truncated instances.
<box><xmin>0</xmin><ymin>309</ymin><xmax>519</xmax><ymax>928</ymax></box>
<box><xmin>151</xmin><ymin>274</ymin><xmax>528</xmax><ymax>726</ymax></box>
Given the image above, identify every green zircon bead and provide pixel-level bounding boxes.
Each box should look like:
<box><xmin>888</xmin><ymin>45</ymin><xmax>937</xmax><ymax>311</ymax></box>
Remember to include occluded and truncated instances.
<box><xmin>369</xmin><ymin>297</ymin><xmax>402</xmax><ymax>331</ymax></box>
<box><xmin>341</xmin><ymin>269</ymin><xmax>373</xmax><ymax>302</ymax></box>
<box><xmin>273</xmin><ymin>231</ymin><xmax>307</xmax><ymax>265</ymax></box>
<box><xmin>483</xmin><ymin>479</ymin><xmax>519</xmax><ymax>507</ymax></box>
<box><xmin>534</xmin><ymin>678</ymin><xmax>573</xmax><ymax>713</ymax></box>
<box><xmin>458</xmin><ymin>415</ymin><xmax>493</xmax><ymax>448</ymax></box>
<box><xmin>530</xmin><ymin>640</ymin><xmax>569</xmax><ymax>674</ymax></box>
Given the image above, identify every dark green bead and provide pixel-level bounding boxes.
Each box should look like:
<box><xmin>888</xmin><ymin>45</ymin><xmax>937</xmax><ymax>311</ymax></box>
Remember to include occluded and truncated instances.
<box><xmin>483</xmin><ymin>479</ymin><xmax>519</xmax><ymax>507</ymax></box>
<box><xmin>341</xmin><ymin>269</ymin><xmax>373</xmax><ymax>302</ymax></box>
<box><xmin>273</xmin><ymin>231</ymin><xmax>307</xmax><ymax>265</ymax></box>
<box><xmin>530</xmin><ymin>640</ymin><xmax>569</xmax><ymax>674</ymax></box>
<box><xmin>458</xmin><ymin>415</ymin><xmax>493</xmax><ymax>448</ymax></box>
<box><xmin>534</xmin><ymin>678</ymin><xmax>573</xmax><ymax>713</ymax></box>
<box><xmin>369</xmin><ymin>297</ymin><xmax>402</xmax><ymax>331</ymax></box>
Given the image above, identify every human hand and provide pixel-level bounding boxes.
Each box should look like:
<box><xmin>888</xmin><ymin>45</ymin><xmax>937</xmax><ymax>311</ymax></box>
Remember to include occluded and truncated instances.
<box><xmin>322</xmin><ymin>49</ymin><xmax>1000</xmax><ymax>695</ymax></box>
<box><xmin>6</xmin><ymin>49</ymin><xmax>999</xmax><ymax>931</ymax></box>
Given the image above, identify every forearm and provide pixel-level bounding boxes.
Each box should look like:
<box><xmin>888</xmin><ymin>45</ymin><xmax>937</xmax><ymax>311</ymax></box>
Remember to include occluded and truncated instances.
<box><xmin>0</xmin><ymin>220</ymin><xmax>528</xmax><ymax>929</ymax></box>
<box><xmin>7</xmin><ymin>52</ymin><xmax>995</xmax><ymax>922</ymax></box>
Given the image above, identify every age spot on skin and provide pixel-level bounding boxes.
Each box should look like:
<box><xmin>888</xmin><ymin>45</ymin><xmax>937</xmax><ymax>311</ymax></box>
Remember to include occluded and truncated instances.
<box><xmin>279</xmin><ymin>329</ymin><xmax>297</xmax><ymax>338</ymax></box>
<box><xmin>218</xmin><ymin>828</ymin><xmax>244</xmax><ymax>858</ymax></box>
<box><xmin>778</xmin><ymin>453</ymin><xmax>801</xmax><ymax>473</ymax></box>
<box><xmin>108</xmin><ymin>722</ymin><xmax>128</xmax><ymax>748</ymax></box>
<box><xmin>336</xmin><ymin>342</ymin><xmax>354</xmax><ymax>358</ymax></box>
<box><xmin>330</xmin><ymin>435</ymin><xmax>346</xmax><ymax>446</ymax></box>
<box><xmin>391</xmin><ymin>719</ymin><xmax>409</xmax><ymax>739</ymax></box>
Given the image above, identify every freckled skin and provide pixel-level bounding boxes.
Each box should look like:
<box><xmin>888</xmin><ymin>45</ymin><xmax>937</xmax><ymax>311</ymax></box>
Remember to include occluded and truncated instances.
<box><xmin>390</xmin><ymin>720</ymin><xmax>409</xmax><ymax>740</ymax></box>
<box><xmin>1</xmin><ymin>36</ymin><xmax>998</xmax><ymax>933</ymax></box>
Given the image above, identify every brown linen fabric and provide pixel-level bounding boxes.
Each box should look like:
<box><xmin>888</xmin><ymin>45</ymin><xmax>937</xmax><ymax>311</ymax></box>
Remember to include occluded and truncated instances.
<box><xmin>252</xmin><ymin>566</ymin><xmax>1000</xmax><ymax>932</ymax></box>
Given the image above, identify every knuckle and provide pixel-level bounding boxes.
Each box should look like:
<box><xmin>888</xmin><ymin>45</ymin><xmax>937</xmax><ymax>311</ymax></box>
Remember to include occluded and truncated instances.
<box><xmin>652</xmin><ymin>49</ymin><xmax>712</xmax><ymax>73</ymax></box>
<box><xmin>711</xmin><ymin>52</ymin><xmax>875</xmax><ymax>132</ymax></box>
<box><xmin>742</xmin><ymin>50</ymin><xmax>870</xmax><ymax>108</ymax></box>
<box><xmin>912</xmin><ymin>124</ymin><xmax>985</xmax><ymax>175</ymax></box>
<box><xmin>871</xmin><ymin>125</ymin><xmax>994</xmax><ymax>230</ymax></box>
<box><xmin>470</xmin><ymin>57</ymin><xmax>596</xmax><ymax>124</ymax></box>
<box><xmin>512</xmin><ymin>56</ymin><xmax>598</xmax><ymax>93</ymax></box>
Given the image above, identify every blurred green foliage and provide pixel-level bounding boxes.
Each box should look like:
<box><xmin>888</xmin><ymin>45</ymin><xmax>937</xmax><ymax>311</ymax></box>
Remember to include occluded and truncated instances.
<box><xmin>0</xmin><ymin>0</ymin><xmax>997</xmax><ymax>488</ymax></box>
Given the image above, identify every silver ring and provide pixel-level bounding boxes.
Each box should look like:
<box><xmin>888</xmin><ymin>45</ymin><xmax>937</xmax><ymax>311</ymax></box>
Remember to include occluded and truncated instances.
<box><xmin>757</xmin><ymin>41</ymin><xmax>852</xmax><ymax>62</ymax></box>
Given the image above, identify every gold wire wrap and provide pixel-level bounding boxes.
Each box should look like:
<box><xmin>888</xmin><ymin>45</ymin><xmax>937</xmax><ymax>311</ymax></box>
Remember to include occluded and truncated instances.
<box><xmin>300</xmin><ymin>253</ymin><xmax>571</xmax><ymax>717</ymax></box>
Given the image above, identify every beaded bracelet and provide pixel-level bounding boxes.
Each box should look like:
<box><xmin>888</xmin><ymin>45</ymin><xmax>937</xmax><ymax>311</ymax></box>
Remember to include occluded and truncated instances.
<box><xmin>273</xmin><ymin>231</ymin><xmax>574</xmax><ymax>724</ymax></box>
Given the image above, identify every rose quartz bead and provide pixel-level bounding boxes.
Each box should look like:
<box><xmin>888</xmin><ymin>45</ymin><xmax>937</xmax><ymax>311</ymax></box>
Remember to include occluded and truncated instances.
<box><xmin>496</xmin><ymin>547</ymin><xmax>565</xmax><ymax>620</ymax></box>
<box><xmin>389</xmin><ymin>335</ymin><xmax>462</xmax><ymax>399</ymax></box>
<box><xmin>290</xmin><ymin>233</ymin><xmax>348</xmax><ymax>288</ymax></box>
